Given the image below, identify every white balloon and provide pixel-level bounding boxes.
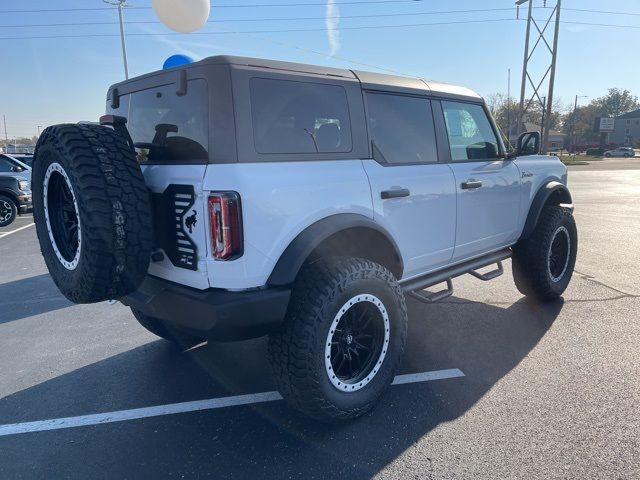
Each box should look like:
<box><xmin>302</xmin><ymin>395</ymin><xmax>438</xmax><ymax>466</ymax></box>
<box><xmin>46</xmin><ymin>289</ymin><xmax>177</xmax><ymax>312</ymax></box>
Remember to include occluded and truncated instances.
<box><xmin>152</xmin><ymin>0</ymin><xmax>210</xmax><ymax>33</ymax></box>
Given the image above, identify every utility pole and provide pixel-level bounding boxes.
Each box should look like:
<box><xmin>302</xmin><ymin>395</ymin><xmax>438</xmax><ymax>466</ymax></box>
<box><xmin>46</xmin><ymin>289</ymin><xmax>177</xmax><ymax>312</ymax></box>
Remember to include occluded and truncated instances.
<box><xmin>569</xmin><ymin>95</ymin><xmax>587</xmax><ymax>153</ymax></box>
<box><xmin>37</xmin><ymin>125</ymin><xmax>42</xmax><ymax>137</ymax></box>
<box><xmin>516</xmin><ymin>0</ymin><xmax>562</xmax><ymax>153</ymax></box>
<box><xmin>507</xmin><ymin>68</ymin><xmax>512</xmax><ymax>147</ymax></box>
<box><xmin>540</xmin><ymin>97</ymin><xmax>546</xmax><ymax>139</ymax></box>
<box><xmin>104</xmin><ymin>0</ymin><xmax>129</xmax><ymax>79</ymax></box>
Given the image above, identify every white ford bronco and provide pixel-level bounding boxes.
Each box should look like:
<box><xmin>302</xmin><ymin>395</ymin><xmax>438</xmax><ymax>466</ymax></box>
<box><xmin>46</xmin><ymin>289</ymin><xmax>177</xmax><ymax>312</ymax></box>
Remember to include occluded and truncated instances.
<box><xmin>31</xmin><ymin>56</ymin><xmax>577</xmax><ymax>422</ymax></box>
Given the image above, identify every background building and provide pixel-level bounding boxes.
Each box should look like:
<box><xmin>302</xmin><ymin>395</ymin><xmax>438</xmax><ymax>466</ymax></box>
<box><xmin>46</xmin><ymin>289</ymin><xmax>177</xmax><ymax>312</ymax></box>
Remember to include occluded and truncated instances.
<box><xmin>611</xmin><ymin>109</ymin><xmax>640</xmax><ymax>146</ymax></box>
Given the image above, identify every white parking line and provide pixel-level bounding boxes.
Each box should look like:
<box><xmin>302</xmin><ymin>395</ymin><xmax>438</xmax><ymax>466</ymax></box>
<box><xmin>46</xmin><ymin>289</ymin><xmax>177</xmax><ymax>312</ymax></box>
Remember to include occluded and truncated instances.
<box><xmin>0</xmin><ymin>223</ymin><xmax>35</xmax><ymax>238</ymax></box>
<box><xmin>0</xmin><ymin>368</ymin><xmax>464</xmax><ymax>437</ymax></box>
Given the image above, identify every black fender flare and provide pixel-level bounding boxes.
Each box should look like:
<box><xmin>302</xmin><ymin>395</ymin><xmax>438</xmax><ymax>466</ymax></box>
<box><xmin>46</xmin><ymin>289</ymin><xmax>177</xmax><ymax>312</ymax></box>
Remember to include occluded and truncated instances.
<box><xmin>267</xmin><ymin>213</ymin><xmax>403</xmax><ymax>286</ymax></box>
<box><xmin>520</xmin><ymin>181</ymin><xmax>573</xmax><ymax>240</ymax></box>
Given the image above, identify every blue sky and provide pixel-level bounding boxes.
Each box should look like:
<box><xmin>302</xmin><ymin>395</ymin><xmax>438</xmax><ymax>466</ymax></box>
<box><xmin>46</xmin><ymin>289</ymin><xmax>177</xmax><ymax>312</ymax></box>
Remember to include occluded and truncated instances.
<box><xmin>2</xmin><ymin>0</ymin><xmax>639</xmax><ymax>140</ymax></box>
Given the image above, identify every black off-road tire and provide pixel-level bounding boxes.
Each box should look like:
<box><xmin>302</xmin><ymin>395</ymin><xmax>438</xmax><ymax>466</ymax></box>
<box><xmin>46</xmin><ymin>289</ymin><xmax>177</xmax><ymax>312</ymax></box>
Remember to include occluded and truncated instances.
<box><xmin>512</xmin><ymin>205</ymin><xmax>577</xmax><ymax>301</ymax></box>
<box><xmin>268</xmin><ymin>257</ymin><xmax>408</xmax><ymax>423</ymax></box>
<box><xmin>33</xmin><ymin>124</ymin><xmax>152</xmax><ymax>304</ymax></box>
<box><xmin>131</xmin><ymin>308</ymin><xmax>203</xmax><ymax>348</ymax></box>
<box><xmin>0</xmin><ymin>195</ymin><xmax>18</xmax><ymax>227</ymax></box>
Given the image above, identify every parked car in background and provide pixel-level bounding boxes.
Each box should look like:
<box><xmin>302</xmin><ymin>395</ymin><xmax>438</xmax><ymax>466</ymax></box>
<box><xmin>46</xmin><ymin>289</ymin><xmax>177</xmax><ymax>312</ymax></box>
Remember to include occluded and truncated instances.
<box><xmin>0</xmin><ymin>153</ymin><xmax>31</xmax><ymax>180</ymax></box>
<box><xmin>0</xmin><ymin>173</ymin><xmax>32</xmax><ymax>227</ymax></box>
<box><xmin>604</xmin><ymin>147</ymin><xmax>635</xmax><ymax>158</ymax></box>
<box><xmin>9</xmin><ymin>153</ymin><xmax>34</xmax><ymax>167</ymax></box>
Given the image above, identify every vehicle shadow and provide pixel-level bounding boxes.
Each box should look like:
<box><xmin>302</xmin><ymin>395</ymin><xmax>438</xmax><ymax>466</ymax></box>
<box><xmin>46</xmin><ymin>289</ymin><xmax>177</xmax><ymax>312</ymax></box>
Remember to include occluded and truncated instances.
<box><xmin>0</xmin><ymin>273</ymin><xmax>71</xmax><ymax>325</ymax></box>
<box><xmin>0</xmin><ymin>294</ymin><xmax>563</xmax><ymax>479</ymax></box>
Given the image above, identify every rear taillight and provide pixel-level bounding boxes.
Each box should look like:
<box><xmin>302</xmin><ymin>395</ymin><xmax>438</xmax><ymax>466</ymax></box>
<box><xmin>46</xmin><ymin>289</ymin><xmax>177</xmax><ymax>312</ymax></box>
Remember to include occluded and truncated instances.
<box><xmin>208</xmin><ymin>192</ymin><xmax>243</xmax><ymax>260</ymax></box>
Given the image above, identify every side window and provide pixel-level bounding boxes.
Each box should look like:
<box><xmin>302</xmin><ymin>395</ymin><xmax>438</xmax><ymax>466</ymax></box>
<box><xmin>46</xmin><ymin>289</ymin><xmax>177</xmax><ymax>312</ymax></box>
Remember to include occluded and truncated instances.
<box><xmin>365</xmin><ymin>93</ymin><xmax>437</xmax><ymax>164</ymax></box>
<box><xmin>107</xmin><ymin>80</ymin><xmax>208</xmax><ymax>164</ymax></box>
<box><xmin>0</xmin><ymin>157</ymin><xmax>13</xmax><ymax>172</ymax></box>
<box><xmin>442</xmin><ymin>101</ymin><xmax>500</xmax><ymax>161</ymax></box>
<box><xmin>250</xmin><ymin>77</ymin><xmax>352</xmax><ymax>154</ymax></box>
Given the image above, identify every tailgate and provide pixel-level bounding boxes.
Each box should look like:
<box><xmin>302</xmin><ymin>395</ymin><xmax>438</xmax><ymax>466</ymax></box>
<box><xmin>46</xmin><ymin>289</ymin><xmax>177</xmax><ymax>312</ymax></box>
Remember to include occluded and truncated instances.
<box><xmin>142</xmin><ymin>164</ymin><xmax>209</xmax><ymax>290</ymax></box>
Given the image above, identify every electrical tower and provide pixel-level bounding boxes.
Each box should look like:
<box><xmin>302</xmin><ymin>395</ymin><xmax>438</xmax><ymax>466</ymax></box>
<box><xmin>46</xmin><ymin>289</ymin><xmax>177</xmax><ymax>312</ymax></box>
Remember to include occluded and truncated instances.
<box><xmin>516</xmin><ymin>0</ymin><xmax>561</xmax><ymax>153</ymax></box>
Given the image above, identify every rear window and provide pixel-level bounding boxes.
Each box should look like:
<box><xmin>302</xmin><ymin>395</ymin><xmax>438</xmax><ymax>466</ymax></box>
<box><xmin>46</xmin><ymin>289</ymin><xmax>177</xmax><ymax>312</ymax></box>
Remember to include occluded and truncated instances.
<box><xmin>107</xmin><ymin>79</ymin><xmax>208</xmax><ymax>163</ymax></box>
<box><xmin>250</xmin><ymin>77</ymin><xmax>352</xmax><ymax>155</ymax></box>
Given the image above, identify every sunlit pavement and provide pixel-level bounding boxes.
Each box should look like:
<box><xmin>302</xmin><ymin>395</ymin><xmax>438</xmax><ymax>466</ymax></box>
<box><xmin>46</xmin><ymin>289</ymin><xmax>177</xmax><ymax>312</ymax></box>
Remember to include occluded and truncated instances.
<box><xmin>0</xmin><ymin>160</ymin><xmax>639</xmax><ymax>479</ymax></box>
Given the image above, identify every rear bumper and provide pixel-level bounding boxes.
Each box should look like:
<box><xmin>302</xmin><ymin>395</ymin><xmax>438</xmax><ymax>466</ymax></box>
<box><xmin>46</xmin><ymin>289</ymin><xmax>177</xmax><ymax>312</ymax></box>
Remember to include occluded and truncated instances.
<box><xmin>119</xmin><ymin>275</ymin><xmax>291</xmax><ymax>341</ymax></box>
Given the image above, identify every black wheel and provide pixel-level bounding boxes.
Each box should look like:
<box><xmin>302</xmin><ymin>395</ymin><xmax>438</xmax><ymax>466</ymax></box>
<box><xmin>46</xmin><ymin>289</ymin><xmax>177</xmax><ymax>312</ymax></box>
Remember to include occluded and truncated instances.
<box><xmin>0</xmin><ymin>195</ymin><xmax>18</xmax><ymax>227</ymax></box>
<box><xmin>32</xmin><ymin>124</ymin><xmax>153</xmax><ymax>304</ymax></box>
<box><xmin>512</xmin><ymin>205</ymin><xmax>577</xmax><ymax>301</ymax></box>
<box><xmin>268</xmin><ymin>257</ymin><xmax>408</xmax><ymax>422</ymax></box>
<box><xmin>605</xmin><ymin>153</ymin><xmax>611</xmax><ymax>157</ymax></box>
<box><xmin>624</xmin><ymin>153</ymin><xmax>631</xmax><ymax>158</ymax></box>
<box><xmin>131</xmin><ymin>308</ymin><xmax>204</xmax><ymax>348</ymax></box>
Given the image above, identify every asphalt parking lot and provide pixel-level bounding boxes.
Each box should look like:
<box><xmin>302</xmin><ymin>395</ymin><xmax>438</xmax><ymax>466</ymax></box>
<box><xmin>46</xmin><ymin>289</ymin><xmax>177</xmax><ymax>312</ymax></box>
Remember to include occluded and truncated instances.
<box><xmin>1</xmin><ymin>159</ymin><xmax>639</xmax><ymax>479</ymax></box>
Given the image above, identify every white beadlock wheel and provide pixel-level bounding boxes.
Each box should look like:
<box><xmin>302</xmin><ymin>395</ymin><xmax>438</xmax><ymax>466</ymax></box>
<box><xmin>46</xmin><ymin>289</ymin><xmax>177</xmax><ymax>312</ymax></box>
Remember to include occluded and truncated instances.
<box><xmin>324</xmin><ymin>294</ymin><xmax>390</xmax><ymax>392</ymax></box>
<box><xmin>268</xmin><ymin>257</ymin><xmax>408</xmax><ymax>422</ymax></box>
<box><xmin>548</xmin><ymin>225</ymin><xmax>570</xmax><ymax>283</ymax></box>
<box><xmin>42</xmin><ymin>162</ymin><xmax>82</xmax><ymax>270</ymax></box>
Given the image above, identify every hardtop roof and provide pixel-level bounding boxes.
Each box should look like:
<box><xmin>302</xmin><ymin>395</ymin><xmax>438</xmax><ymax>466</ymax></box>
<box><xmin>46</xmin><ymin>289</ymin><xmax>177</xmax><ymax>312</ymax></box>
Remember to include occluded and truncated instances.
<box><xmin>203</xmin><ymin>55</ymin><xmax>481</xmax><ymax>100</ymax></box>
<box><xmin>110</xmin><ymin>55</ymin><xmax>481</xmax><ymax>102</ymax></box>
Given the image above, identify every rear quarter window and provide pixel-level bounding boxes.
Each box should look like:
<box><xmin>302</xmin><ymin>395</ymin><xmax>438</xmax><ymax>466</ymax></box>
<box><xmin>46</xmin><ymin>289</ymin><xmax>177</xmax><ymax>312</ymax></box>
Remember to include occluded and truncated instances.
<box><xmin>107</xmin><ymin>79</ymin><xmax>208</xmax><ymax>164</ymax></box>
<box><xmin>249</xmin><ymin>77</ymin><xmax>353</xmax><ymax>155</ymax></box>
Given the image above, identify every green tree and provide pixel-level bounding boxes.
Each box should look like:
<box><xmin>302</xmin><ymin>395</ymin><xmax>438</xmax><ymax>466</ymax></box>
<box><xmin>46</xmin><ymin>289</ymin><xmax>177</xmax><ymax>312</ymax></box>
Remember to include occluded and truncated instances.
<box><xmin>592</xmin><ymin>88</ymin><xmax>639</xmax><ymax>117</ymax></box>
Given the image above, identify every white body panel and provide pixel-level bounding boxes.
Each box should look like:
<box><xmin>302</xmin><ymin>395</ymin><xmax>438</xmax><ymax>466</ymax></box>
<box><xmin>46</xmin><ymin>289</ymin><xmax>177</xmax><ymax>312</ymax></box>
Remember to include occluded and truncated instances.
<box><xmin>513</xmin><ymin>155</ymin><xmax>569</xmax><ymax>234</ymax></box>
<box><xmin>202</xmin><ymin>160</ymin><xmax>373</xmax><ymax>289</ymax></box>
<box><xmin>448</xmin><ymin>160</ymin><xmax>522</xmax><ymax>260</ymax></box>
<box><xmin>141</xmin><ymin>164</ymin><xmax>210</xmax><ymax>290</ymax></box>
<box><xmin>362</xmin><ymin>160</ymin><xmax>456</xmax><ymax>279</ymax></box>
<box><xmin>141</xmin><ymin>155</ymin><xmax>567</xmax><ymax>292</ymax></box>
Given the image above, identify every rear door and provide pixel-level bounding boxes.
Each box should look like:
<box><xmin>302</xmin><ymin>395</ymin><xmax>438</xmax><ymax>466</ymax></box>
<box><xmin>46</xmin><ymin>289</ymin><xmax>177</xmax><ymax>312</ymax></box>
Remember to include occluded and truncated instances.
<box><xmin>107</xmin><ymin>78</ymin><xmax>210</xmax><ymax>289</ymax></box>
<box><xmin>362</xmin><ymin>92</ymin><xmax>456</xmax><ymax>280</ymax></box>
<box><xmin>438</xmin><ymin>100</ymin><xmax>521</xmax><ymax>261</ymax></box>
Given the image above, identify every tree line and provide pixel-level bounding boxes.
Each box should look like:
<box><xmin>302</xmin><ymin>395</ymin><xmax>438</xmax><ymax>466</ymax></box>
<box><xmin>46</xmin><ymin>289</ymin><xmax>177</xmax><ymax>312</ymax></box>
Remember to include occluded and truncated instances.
<box><xmin>487</xmin><ymin>88</ymin><xmax>640</xmax><ymax>148</ymax></box>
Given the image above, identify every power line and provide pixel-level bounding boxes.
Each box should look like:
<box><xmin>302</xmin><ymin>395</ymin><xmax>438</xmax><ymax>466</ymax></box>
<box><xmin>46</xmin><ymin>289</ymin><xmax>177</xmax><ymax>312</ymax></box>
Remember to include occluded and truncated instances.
<box><xmin>3</xmin><ymin>2</ymin><xmax>640</xmax><ymax>15</ymax></box>
<box><xmin>563</xmin><ymin>7</ymin><xmax>640</xmax><ymax>17</ymax></box>
<box><xmin>0</xmin><ymin>1</ymin><xmax>430</xmax><ymax>14</ymax></box>
<box><xmin>2</xmin><ymin>16</ymin><xmax>640</xmax><ymax>41</ymax></box>
<box><xmin>0</xmin><ymin>18</ymin><xmax>518</xmax><ymax>40</ymax></box>
<box><xmin>0</xmin><ymin>8</ymin><xmax>516</xmax><ymax>28</ymax></box>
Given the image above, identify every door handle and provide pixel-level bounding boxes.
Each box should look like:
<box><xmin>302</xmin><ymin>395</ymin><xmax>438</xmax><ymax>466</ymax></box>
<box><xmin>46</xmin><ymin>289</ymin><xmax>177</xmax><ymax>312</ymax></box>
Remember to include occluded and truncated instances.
<box><xmin>381</xmin><ymin>188</ymin><xmax>410</xmax><ymax>199</ymax></box>
<box><xmin>461</xmin><ymin>180</ymin><xmax>483</xmax><ymax>190</ymax></box>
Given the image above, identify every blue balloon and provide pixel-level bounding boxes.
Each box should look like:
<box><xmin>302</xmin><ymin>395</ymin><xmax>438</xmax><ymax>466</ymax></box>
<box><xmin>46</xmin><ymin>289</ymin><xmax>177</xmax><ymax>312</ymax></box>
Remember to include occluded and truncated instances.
<box><xmin>163</xmin><ymin>54</ymin><xmax>194</xmax><ymax>69</ymax></box>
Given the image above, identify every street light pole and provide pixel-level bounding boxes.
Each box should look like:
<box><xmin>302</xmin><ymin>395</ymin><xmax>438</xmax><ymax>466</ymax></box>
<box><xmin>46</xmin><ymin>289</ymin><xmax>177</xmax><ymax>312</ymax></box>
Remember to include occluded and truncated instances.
<box><xmin>3</xmin><ymin>115</ymin><xmax>8</xmax><ymax>153</ymax></box>
<box><xmin>37</xmin><ymin>125</ymin><xmax>42</xmax><ymax>137</ymax></box>
<box><xmin>104</xmin><ymin>0</ymin><xmax>129</xmax><ymax>79</ymax></box>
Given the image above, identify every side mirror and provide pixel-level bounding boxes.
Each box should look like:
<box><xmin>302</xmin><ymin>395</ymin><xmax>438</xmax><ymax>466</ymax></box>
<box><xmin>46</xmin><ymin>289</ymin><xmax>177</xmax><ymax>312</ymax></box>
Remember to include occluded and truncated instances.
<box><xmin>11</xmin><ymin>165</ymin><xmax>24</xmax><ymax>173</ymax></box>
<box><xmin>517</xmin><ymin>131</ymin><xmax>540</xmax><ymax>156</ymax></box>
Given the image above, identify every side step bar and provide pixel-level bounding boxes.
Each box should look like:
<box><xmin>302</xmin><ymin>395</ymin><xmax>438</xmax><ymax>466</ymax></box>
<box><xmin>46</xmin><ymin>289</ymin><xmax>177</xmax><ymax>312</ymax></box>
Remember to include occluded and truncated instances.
<box><xmin>400</xmin><ymin>248</ymin><xmax>512</xmax><ymax>304</ymax></box>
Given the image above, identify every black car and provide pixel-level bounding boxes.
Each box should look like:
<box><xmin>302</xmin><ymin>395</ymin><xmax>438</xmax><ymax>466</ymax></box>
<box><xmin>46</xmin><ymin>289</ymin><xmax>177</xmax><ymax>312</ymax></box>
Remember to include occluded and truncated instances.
<box><xmin>0</xmin><ymin>173</ymin><xmax>32</xmax><ymax>227</ymax></box>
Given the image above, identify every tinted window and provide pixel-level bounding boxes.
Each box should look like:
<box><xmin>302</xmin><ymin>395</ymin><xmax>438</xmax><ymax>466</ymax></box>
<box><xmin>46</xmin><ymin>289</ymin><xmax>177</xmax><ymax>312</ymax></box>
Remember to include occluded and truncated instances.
<box><xmin>365</xmin><ymin>93</ymin><xmax>437</xmax><ymax>164</ymax></box>
<box><xmin>442</xmin><ymin>101</ymin><xmax>500</xmax><ymax>161</ymax></box>
<box><xmin>250</xmin><ymin>78</ymin><xmax>352</xmax><ymax>154</ymax></box>
<box><xmin>108</xmin><ymin>79</ymin><xmax>208</xmax><ymax>163</ymax></box>
<box><xmin>0</xmin><ymin>156</ymin><xmax>13</xmax><ymax>172</ymax></box>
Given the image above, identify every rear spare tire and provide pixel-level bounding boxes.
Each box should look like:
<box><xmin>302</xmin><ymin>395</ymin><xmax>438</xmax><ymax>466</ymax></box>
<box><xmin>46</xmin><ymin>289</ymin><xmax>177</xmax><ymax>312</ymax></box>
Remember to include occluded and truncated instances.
<box><xmin>32</xmin><ymin>123</ymin><xmax>152</xmax><ymax>303</ymax></box>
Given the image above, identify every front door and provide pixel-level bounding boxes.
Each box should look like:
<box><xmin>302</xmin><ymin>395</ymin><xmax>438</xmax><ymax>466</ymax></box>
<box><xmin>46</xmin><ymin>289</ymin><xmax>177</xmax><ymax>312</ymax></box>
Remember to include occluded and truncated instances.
<box><xmin>439</xmin><ymin>100</ymin><xmax>521</xmax><ymax>261</ymax></box>
<box><xmin>362</xmin><ymin>92</ymin><xmax>456</xmax><ymax>280</ymax></box>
